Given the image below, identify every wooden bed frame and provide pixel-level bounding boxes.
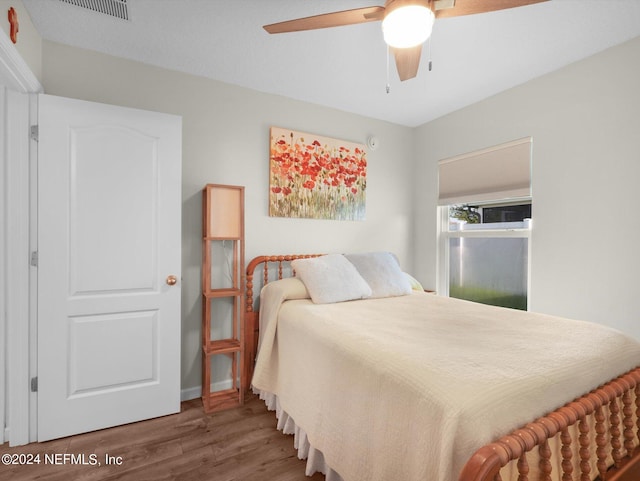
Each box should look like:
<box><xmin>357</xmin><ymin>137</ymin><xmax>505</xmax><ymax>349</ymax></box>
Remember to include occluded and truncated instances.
<box><xmin>243</xmin><ymin>254</ymin><xmax>640</xmax><ymax>481</ymax></box>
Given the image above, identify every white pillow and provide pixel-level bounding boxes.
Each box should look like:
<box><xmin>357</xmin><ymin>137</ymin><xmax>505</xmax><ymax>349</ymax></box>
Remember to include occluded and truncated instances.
<box><xmin>345</xmin><ymin>252</ymin><xmax>412</xmax><ymax>298</ymax></box>
<box><xmin>291</xmin><ymin>254</ymin><xmax>372</xmax><ymax>304</ymax></box>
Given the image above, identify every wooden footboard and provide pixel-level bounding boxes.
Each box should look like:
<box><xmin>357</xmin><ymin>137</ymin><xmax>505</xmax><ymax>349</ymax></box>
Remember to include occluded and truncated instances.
<box><xmin>244</xmin><ymin>254</ymin><xmax>640</xmax><ymax>481</ymax></box>
<box><xmin>459</xmin><ymin>367</ymin><xmax>640</xmax><ymax>481</ymax></box>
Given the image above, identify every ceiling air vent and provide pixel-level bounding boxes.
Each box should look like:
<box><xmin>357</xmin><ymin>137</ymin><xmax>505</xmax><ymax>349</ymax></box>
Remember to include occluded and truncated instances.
<box><xmin>59</xmin><ymin>0</ymin><xmax>129</xmax><ymax>21</ymax></box>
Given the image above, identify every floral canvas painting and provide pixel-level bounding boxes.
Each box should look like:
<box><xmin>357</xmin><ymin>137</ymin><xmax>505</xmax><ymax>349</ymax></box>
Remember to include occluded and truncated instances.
<box><xmin>269</xmin><ymin>127</ymin><xmax>367</xmax><ymax>220</ymax></box>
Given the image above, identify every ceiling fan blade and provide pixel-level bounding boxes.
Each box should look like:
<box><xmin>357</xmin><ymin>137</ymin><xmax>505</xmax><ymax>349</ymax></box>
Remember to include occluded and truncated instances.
<box><xmin>264</xmin><ymin>6</ymin><xmax>385</xmax><ymax>34</ymax></box>
<box><xmin>434</xmin><ymin>0</ymin><xmax>548</xmax><ymax>19</ymax></box>
<box><xmin>392</xmin><ymin>45</ymin><xmax>423</xmax><ymax>81</ymax></box>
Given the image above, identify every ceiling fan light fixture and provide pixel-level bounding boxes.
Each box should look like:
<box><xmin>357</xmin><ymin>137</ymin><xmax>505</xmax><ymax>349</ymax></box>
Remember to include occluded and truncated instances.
<box><xmin>382</xmin><ymin>5</ymin><xmax>435</xmax><ymax>49</ymax></box>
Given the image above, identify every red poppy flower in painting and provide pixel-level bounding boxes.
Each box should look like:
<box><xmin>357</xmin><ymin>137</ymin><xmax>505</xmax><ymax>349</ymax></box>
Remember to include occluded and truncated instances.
<box><xmin>269</xmin><ymin>127</ymin><xmax>367</xmax><ymax>220</ymax></box>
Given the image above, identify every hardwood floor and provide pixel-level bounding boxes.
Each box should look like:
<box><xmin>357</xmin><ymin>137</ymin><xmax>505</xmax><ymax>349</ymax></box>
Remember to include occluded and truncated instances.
<box><xmin>0</xmin><ymin>394</ymin><xmax>326</xmax><ymax>481</ymax></box>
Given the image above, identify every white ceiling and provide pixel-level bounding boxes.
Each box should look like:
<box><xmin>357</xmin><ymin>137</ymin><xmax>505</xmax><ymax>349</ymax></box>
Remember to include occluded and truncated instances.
<box><xmin>22</xmin><ymin>0</ymin><xmax>640</xmax><ymax>127</ymax></box>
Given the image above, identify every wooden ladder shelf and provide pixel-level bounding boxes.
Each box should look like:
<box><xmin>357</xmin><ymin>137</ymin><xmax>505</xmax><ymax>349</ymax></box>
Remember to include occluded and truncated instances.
<box><xmin>201</xmin><ymin>184</ymin><xmax>245</xmax><ymax>413</ymax></box>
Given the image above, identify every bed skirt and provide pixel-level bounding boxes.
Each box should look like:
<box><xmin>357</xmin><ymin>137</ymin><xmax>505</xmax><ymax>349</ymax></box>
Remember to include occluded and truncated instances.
<box><xmin>254</xmin><ymin>387</ymin><xmax>344</xmax><ymax>481</ymax></box>
<box><xmin>254</xmin><ymin>385</ymin><xmax>633</xmax><ymax>481</ymax></box>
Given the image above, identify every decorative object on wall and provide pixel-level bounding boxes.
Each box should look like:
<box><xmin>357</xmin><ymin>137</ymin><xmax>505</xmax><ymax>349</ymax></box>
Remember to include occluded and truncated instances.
<box><xmin>269</xmin><ymin>126</ymin><xmax>367</xmax><ymax>221</ymax></box>
<box><xmin>8</xmin><ymin>7</ymin><xmax>19</xmax><ymax>44</ymax></box>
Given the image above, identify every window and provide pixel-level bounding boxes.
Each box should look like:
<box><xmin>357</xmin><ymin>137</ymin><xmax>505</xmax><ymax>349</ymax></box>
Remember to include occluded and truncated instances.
<box><xmin>441</xmin><ymin>202</ymin><xmax>531</xmax><ymax>310</ymax></box>
<box><xmin>437</xmin><ymin>138</ymin><xmax>532</xmax><ymax>310</ymax></box>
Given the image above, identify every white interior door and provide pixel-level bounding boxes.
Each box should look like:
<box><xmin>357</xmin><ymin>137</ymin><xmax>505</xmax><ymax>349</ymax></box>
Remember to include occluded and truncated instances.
<box><xmin>37</xmin><ymin>94</ymin><xmax>182</xmax><ymax>441</ymax></box>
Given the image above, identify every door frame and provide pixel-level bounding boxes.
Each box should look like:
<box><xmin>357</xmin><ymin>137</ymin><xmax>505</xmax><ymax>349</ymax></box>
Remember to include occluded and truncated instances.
<box><xmin>0</xmin><ymin>28</ymin><xmax>43</xmax><ymax>446</ymax></box>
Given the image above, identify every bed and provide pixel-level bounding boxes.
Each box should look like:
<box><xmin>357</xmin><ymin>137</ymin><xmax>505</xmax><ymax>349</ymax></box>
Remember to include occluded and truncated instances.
<box><xmin>243</xmin><ymin>253</ymin><xmax>640</xmax><ymax>481</ymax></box>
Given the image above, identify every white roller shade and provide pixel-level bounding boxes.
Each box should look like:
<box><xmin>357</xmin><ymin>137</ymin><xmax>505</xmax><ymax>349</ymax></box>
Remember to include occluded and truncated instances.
<box><xmin>438</xmin><ymin>137</ymin><xmax>532</xmax><ymax>205</ymax></box>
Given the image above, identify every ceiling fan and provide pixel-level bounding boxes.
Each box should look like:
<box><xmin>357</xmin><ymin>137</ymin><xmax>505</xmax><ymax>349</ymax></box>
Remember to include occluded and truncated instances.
<box><xmin>264</xmin><ymin>0</ymin><xmax>549</xmax><ymax>82</ymax></box>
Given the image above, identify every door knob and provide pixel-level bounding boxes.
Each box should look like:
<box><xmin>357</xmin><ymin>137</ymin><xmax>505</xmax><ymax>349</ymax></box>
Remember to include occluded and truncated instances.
<box><xmin>166</xmin><ymin>275</ymin><xmax>178</xmax><ymax>286</ymax></box>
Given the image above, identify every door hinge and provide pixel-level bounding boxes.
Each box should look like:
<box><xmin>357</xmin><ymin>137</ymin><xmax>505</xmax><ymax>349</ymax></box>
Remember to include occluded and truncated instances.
<box><xmin>30</xmin><ymin>377</ymin><xmax>38</xmax><ymax>392</ymax></box>
<box><xmin>30</xmin><ymin>251</ymin><xmax>38</xmax><ymax>267</ymax></box>
<box><xmin>30</xmin><ymin>125</ymin><xmax>38</xmax><ymax>142</ymax></box>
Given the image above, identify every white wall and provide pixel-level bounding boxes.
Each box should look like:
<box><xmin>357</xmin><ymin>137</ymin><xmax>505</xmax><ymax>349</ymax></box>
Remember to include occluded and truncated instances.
<box><xmin>40</xmin><ymin>41</ymin><xmax>415</xmax><ymax>394</ymax></box>
<box><xmin>414</xmin><ymin>35</ymin><xmax>640</xmax><ymax>339</ymax></box>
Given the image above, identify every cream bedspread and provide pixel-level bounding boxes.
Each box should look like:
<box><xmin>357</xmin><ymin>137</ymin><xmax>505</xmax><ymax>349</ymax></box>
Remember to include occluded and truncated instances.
<box><xmin>251</xmin><ymin>279</ymin><xmax>640</xmax><ymax>481</ymax></box>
